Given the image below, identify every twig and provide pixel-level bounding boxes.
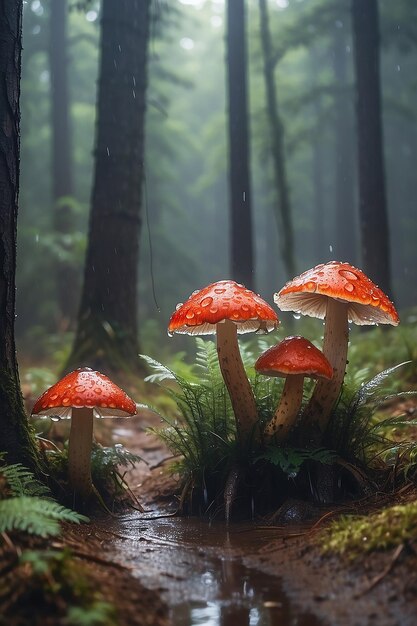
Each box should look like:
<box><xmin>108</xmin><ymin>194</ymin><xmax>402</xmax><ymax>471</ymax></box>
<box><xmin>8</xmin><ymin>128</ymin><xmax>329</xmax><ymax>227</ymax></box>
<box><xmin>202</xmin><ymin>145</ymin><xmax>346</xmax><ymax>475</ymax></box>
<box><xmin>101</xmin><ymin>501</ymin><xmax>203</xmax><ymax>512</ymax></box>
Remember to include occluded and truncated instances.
<box><xmin>50</xmin><ymin>542</ymin><xmax>131</xmax><ymax>571</ymax></box>
<box><xmin>355</xmin><ymin>543</ymin><xmax>405</xmax><ymax>597</ymax></box>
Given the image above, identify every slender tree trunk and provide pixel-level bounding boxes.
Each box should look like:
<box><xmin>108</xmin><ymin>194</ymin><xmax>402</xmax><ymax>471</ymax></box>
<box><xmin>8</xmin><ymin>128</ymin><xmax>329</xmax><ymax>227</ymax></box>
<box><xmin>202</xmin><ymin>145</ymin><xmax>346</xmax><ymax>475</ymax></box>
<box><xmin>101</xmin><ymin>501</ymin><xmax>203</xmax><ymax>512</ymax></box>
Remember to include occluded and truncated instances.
<box><xmin>226</xmin><ymin>0</ymin><xmax>254</xmax><ymax>289</ymax></box>
<box><xmin>67</xmin><ymin>0</ymin><xmax>151</xmax><ymax>375</ymax></box>
<box><xmin>333</xmin><ymin>25</ymin><xmax>357</xmax><ymax>264</ymax></box>
<box><xmin>351</xmin><ymin>0</ymin><xmax>392</xmax><ymax>295</ymax></box>
<box><xmin>312</xmin><ymin>118</ymin><xmax>327</xmax><ymax>263</ymax></box>
<box><xmin>0</xmin><ymin>0</ymin><xmax>41</xmax><ymax>469</ymax></box>
<box><xmin>50</xmin><ymin>0</ymin><xmax>78</xmax><ymax>329</ymax></box>
<box><xmin>259</xmin><ymin>0</ymin><xmax>295</xmax><ymax>279</ymax></box>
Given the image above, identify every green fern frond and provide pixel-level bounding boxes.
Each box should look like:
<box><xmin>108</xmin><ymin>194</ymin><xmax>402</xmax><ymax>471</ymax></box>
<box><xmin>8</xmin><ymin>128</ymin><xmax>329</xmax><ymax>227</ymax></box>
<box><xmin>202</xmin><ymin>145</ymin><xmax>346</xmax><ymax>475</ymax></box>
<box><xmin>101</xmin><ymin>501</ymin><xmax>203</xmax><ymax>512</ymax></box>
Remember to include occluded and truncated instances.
<box><xmin>140</xmin><ymin>353</ymin><xmax>177</xmax><ymax>384</ymax></box>
<box><xmin>91</xmin><ymin>443</ymin><xmax>143</xmax><ymax>480</ymax></box>
<box><xmin>257</xmin><ymin>446</ymin><xmax>337</xmax><ymax>477</ymax></box>
<box><xmin>325</xmin><ymin>362</ymin><xmax>414</xmax><ymax>466</ymax></box>
<box><xmin>0</xmin><ymin>496</ymin><xmax>88</xmax><ymax>537</ymax></box>
<box><xmin>1</xmin><ymin>461</ymin><xmax>51</xmax><ymax>498</ymax></box>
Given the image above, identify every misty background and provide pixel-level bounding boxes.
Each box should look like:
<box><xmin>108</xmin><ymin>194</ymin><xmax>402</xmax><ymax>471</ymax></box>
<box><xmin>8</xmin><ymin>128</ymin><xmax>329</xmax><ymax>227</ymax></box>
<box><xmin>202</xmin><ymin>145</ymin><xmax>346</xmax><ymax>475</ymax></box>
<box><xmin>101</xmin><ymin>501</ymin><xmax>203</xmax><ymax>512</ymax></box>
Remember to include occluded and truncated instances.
<box><xmin>17</xmin><ymin>0</ymin><xmax>417</xmax><ymax>363</ymax></box>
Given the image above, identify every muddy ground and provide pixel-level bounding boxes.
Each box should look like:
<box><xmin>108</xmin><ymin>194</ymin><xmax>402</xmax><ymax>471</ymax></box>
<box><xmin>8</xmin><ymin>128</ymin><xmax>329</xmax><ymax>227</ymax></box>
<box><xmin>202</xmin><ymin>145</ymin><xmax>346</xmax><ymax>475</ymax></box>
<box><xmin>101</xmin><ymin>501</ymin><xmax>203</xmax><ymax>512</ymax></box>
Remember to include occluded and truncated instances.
<box><xmin>87</xmin><ymin>408</ymin><xmax>417</xmax><ymax>626</ymax></box>
<box><xmin>6</xmin><ymin>406</ymin><xmax>417</xmax><ymax>626</ymax></box>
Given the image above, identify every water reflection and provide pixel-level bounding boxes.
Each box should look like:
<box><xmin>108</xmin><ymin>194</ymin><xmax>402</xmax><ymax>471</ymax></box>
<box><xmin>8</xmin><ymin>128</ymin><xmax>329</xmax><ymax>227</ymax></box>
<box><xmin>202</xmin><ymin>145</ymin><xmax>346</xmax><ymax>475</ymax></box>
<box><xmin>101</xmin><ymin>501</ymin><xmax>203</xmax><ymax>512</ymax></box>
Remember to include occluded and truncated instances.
<box><xmin>172</xmin><ymin>555</ymin><xmax>321</xmax><ymax>626</ymax></box>
<box><xmin>109</xmin><ymin>515</ymin><xmax>322</xmax><ymax>626</ymax></box>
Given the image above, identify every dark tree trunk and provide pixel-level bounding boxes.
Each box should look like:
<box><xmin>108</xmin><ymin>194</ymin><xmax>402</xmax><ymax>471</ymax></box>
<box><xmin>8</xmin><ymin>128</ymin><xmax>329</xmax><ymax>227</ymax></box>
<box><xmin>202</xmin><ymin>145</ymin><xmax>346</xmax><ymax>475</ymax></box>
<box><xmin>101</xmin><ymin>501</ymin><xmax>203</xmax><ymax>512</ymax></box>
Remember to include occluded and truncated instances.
<box><xmin>67</xmin><ymin>0</ymin><xmax>151</xmax><ymax>375</ymax></box>
<box><xmin>312</xmin><ymin>119</ymin><xmax>327</xmax><ymax>263</ymax></box>
<box><xmin>226</xmin><ymin>0</ymin><xmax>254</xmax><ymax>290</ymax></box>
<box><xmin>0</xmin><ymin>0</ymin><xmax>41</xmax><ymax>469</ymax></box>
<box><xmin>332</xmin><ymin>25</ymin><xmax>357</xmax><ymax>264</ymax></box>
<box><xmin>259</xmin><ymin>0</ymin><xmax>295</xmax><ymax>279</ymax></box>
<box><xmin>351</xmin><ymin>0</ymin><xmax>392</xmax><ymax>295</ymax></box>
<box><xmin>50</xmin><ymin>0</ymin><xmax>78</xmax><ymax>329</ymax></box>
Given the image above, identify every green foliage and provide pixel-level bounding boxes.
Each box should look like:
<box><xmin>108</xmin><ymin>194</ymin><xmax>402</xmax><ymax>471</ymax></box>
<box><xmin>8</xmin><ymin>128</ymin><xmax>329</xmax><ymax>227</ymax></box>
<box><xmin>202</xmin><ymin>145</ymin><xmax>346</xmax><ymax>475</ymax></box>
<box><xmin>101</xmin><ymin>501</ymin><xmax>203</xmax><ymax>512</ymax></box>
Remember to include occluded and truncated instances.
<box><xmin>324</xmin><ymin>361</ymin><xmax>415</xmax><ymax>466</ymax></box>
<box><xmin>0</xmin><ymin>456</ymin><xmax>51</xmax><ymax>498</ymax></box>
<box><xmin>90</xmin><ymin>444</ymin><xmax>143</xmax><ymax>496</ymax></box>
<box><xmin>16</xmin><ymin>549</ymin><xmax>116</xmax><ymax>625</ymax></box>
<box><xmin>145</xmin><ymin>332</ymin><xmax>415</xmax><ymax>515</ymax></box>
<box><xmin>0</xmin><ymin>497</ymin><xmax>88</xmax><ymax>537</ymax></box>
<box><xmin>47</xmin><ymin>443</ymin><xmax>143</xmax><ymax>504</ymax></box>
<box><xmin>321</xmin><ymin>500</ymin><xmax>417</xmax><ymax>558</ymax></box>
<box><xmin>257</xmin><ymin>446</ymin><xmax>337</xmax><ymax>477</ymax></box>
<box><xmin>142</xmin><ymin>340</ymin><xmax>238</xmax><ymax>494</ymax></box>
<box><xmin>0</xmin><ymin>453</ymin><xmax>88</xmax><ymax>537</ymax></box>
<box><xmin>66</xmin><ymin>602</ymin><xmax>116</xmax><ymax>626</ymax></box>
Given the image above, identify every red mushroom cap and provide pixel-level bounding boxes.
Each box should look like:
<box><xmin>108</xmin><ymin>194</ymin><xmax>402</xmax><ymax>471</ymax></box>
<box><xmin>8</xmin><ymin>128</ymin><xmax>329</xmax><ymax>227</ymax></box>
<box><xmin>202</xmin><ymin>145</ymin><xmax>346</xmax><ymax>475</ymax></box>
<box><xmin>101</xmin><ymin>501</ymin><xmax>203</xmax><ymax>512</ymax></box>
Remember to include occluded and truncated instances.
<box><xmin>255</xmin><ymin>336</ymin><xmax>333</xmax><ymax>379</ymax></box>
<box><xmin>168</xmin><ymin>280</ymin><xmax>279</xmax><ymax>336</ymax></box>
<box><xmin>274</xmin><ymin>261</ymin><xmax>399</xmax><ymax>326</ymax></box>
<box><xmin>31</xmin><ymin>367</ymin><xmax>137</xmax><ymax>419</ymax></box>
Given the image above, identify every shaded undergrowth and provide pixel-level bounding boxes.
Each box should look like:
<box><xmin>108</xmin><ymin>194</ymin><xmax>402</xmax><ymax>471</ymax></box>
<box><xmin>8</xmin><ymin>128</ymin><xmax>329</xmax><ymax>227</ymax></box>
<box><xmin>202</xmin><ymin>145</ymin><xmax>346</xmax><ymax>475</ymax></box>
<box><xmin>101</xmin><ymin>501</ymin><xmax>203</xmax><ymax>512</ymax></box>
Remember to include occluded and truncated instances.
<box><xmin>142</xmin><ymin>338</ymin><xmax>416</xmax><ymax>520</ymax></box>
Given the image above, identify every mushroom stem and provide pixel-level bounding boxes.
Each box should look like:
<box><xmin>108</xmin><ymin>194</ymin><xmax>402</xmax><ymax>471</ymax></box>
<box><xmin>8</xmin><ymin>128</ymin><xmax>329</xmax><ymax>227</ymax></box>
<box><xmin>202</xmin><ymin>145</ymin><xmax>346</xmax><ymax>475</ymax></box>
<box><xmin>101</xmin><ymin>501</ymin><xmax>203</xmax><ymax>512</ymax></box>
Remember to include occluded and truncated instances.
<box><xmin>264</xmin><ymin>374</ymin><xmax>304</xmax><ymax>441</ymax></box>
<box><xmin>216</xmin><ymin>319</ymin><xmax>258</xmax><ymax>441</ymax></box>
<box><xmin>68</xmin><ymin>407</ymin><xmax>94</xmax><ymax>500</ymax></box>
<box><xmin>303</xmin><ymin>299</ymin><xmax>349</xmax><ymax>436</ymax></box>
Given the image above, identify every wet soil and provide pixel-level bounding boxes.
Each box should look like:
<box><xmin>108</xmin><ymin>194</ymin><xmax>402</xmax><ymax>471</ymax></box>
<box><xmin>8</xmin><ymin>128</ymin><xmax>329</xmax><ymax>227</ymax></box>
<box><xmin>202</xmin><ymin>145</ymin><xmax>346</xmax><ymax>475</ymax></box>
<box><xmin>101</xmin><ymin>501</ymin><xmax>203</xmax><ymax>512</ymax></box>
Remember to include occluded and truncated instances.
<box><xmin>84</xmin><ymin>408</ymin><xmax>417</xmax><ymax>626</ymax></box>
<box><xmin>12</xmin><ymin>402</ymin><xmax>417</xmax><ymax>625</ymax></box>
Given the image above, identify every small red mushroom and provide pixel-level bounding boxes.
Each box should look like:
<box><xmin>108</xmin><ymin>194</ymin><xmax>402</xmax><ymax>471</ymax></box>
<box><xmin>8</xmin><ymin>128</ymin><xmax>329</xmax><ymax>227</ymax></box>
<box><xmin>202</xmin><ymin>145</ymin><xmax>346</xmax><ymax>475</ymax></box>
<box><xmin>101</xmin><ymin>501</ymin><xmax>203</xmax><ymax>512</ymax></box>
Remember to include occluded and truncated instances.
<box><xmin>274</xmin><ymin>262</ymin><xmax>399</xmax><ymax>435</ymax></box>
<box><xmin>255</xmin><ymin>336</ymin><xmax>333</xmax><ymax>441</ymax></box>
<box><xmin>32</xmin><ymin>367</ymin><xmax>137</xmax><ymax>501</ymax></box>
<box><xmin>168</xmin><ymin>280</ymin><xmax>279</xmax><ymax>441</ymax></box>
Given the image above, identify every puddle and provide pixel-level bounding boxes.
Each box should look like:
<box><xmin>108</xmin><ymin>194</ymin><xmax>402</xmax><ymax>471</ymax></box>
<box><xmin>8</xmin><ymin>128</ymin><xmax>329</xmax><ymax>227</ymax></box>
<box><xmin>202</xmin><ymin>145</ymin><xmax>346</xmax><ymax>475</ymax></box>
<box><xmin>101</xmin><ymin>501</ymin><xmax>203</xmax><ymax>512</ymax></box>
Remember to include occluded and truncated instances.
<box><xmin>100</xmin><ymin>514</ymin><xmax>323</xmax><ymax>626</ymax></box>
<box><xmin>171</xmin><ymin>557</ymin><xmax>321</xmax><ymax>626</ymax></box>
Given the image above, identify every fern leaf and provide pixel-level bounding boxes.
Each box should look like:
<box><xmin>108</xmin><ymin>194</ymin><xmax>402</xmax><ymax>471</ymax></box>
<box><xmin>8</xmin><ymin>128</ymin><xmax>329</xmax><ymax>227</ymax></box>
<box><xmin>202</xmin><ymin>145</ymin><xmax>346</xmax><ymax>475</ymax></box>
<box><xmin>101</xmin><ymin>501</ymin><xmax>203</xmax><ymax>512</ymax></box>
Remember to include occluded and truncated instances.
<box><xmin>258</xmin><ymin>446</ymin><xmax>337</xmax><ymax>476</ymax></box>
<box><xmin>140</xmin><ymin>354</ymin><xmax>176</xmax><ymax>384</ymax></box>
<box><xmin>1</xmin><ymin>462</ymin><xmax>51</xmax><ymax>498</ymax></box>
<box><xmin>0</xmin><ymin>497</ymin><xmax>88</xmax><ymax>537</ymax></box>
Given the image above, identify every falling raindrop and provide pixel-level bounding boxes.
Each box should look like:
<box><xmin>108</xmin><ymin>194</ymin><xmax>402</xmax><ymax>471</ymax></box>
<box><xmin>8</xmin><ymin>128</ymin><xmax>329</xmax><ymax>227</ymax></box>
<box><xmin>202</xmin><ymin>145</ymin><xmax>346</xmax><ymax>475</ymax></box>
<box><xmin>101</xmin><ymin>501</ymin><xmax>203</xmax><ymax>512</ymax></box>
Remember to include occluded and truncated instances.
<box><xmin>329</xmin><ymin>244</ymin><xmax>333</xmax><ymax>252</ymax></box>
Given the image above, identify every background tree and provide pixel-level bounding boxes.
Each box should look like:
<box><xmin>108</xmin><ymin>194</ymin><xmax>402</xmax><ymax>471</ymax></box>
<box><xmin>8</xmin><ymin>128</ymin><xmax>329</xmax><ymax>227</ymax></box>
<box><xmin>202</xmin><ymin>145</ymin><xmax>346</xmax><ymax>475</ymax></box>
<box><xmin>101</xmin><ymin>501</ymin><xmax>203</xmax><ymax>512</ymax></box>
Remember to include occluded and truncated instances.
<box><xmin>332</xmin><ymin>15</ymin><xmax>357</xmax><ymax>264</ymax></box>
<box><xmin>66</xmin><ymin>0</ymin><xmax>151</xmax><ymax>374</ymax></box>
<box><xmin>226</xmin><ymin>0</ymin><xmax>254</xmax><ymax>289</ymax></box>
<box><xmin>50</xmin><ymin>0</ymin><xmax>78</xmax><ymax>329</ymax></box>
<box><xmin>259</xmin><ymin>0</ymin><xmax>295</xmax><ymax>279</ymax></box>
<box><xmin>351</xmin><ymin>0</ymin><xmax>392</xmax><ymax>295</ymax></box>
<box><xmin>0</xmin><ymin>0</ymin><xmax>41</xmax><ymax>469</ymax></box>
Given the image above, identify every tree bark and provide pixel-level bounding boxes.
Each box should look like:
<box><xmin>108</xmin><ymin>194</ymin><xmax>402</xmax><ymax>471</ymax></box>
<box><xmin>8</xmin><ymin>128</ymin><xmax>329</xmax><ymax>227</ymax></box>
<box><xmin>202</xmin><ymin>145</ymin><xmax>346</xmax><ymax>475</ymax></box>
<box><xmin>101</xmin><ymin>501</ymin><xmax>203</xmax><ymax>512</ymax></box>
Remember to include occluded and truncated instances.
<box><xmin>67</xmin><ymin>0</ymin><xmax>151</xmax><ymax>375</ymax></box>
<box><xmin>226</xmin><ymin>0</ymin><xmax>254</xmax><ymax>290</ymax></box>
<box><xmin>351</xmin><ymin>0</ymin><xmax>392</xmax><ymax>295</ymax></box>
<box><xmin>50</xmin><ymin>0</ymin><xmax>78</xmax><ymax>329</ymax></box>
<box><xmin>0</xmin><ymin>0</ymin><xmax>41</xmax><ymax>469</ymax></box>
<box><xmin>259</xmin><ymin>0</ymin><xmax>295</xmax><ymax>279</ymax></box>
<box><xmin>332</xmin><ymin>24</ymin><xmax>357</xmax><ymax>264</ymax></box>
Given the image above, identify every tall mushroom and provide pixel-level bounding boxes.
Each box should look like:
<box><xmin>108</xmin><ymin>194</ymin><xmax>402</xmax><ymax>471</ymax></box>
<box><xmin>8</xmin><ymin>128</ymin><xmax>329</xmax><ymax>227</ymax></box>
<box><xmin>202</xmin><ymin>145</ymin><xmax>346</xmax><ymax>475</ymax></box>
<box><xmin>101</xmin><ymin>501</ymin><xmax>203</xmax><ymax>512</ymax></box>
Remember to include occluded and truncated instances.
<box><xmin>274</xmin><ymin>262</ymin><xmax>399</xmax><ymax>436</ymax></box>
<box><xmin>168</xmin><ymin>280</ymin><xmax>279</xmax><ymax>441</ymax></box>
<box><xmin>255</xmin><ymin>336</ymin><xmax>333</xmax><ymax>441</ymax></box>
<box><xmin>32</xmin><ymin>367</ymin><xmax>137</xmax><ymax>501</ymax></box>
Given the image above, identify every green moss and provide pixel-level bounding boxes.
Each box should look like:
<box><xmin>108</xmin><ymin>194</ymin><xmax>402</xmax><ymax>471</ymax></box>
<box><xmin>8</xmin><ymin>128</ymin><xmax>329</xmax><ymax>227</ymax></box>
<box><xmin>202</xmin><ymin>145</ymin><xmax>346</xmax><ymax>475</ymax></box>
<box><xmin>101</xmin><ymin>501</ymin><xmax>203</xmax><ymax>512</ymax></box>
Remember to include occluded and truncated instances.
<box><xmin>321</xmin><ymin>500</ymin><xmax>417</xmax><ymax>558</ymax></box>
<box><xmin>0</xmin><ymin>367</ymin><xmax>43</xmax><ymax>474</ymax></box>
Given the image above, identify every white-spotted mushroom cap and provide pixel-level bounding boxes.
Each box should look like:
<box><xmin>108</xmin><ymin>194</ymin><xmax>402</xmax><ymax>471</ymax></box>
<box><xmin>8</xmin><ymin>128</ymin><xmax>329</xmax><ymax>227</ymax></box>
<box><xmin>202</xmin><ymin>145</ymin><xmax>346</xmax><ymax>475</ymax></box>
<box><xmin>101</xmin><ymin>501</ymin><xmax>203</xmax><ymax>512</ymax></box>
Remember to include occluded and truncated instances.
<box><xmin>255</xmin><ymin>336</ymin><xmax>333</xmax><ymax>380</ymax></box>
<box><xmin>31</xmin><ymin>367</ymin><xmax>137</xmax><ymax>419</ymax></box>
<box><xmin>168</xmin><ymin>280</ymin><xmax>279</xmax><ymax>336</ymax></box>
<box><xmin>274</xmin><ymin>261</ymin><xmax>399</xmax><ymax>326</ymax></box>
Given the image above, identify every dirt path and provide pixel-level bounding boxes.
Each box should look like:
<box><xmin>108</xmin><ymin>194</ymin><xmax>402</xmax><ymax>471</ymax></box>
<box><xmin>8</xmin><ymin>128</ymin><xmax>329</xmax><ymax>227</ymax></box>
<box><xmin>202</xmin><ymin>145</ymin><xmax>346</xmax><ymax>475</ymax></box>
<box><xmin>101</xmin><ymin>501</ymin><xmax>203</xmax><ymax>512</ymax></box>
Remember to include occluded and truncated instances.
<box><xmin>94</xmin><ymin>410</ymin><xmax>417</xmax><ymax>626</ymax></box>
